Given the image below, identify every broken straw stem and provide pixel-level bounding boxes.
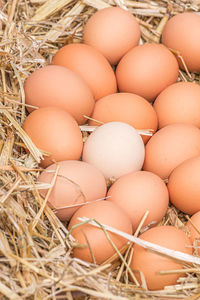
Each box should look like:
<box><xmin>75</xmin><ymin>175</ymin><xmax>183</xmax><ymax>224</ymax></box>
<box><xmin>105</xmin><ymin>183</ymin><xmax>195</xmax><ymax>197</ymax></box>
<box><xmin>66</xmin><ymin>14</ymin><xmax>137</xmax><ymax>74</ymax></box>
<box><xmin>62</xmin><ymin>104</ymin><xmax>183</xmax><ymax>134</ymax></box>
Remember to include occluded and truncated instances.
<box><xmin>78</xmin><ymin>217</ymin><xmax>200</xmax><ymax>265</ymax></box>
<box><xmin>79</xmin><ymin>125</ymin><xmax>153</xmax><ymax>136</ymax></box>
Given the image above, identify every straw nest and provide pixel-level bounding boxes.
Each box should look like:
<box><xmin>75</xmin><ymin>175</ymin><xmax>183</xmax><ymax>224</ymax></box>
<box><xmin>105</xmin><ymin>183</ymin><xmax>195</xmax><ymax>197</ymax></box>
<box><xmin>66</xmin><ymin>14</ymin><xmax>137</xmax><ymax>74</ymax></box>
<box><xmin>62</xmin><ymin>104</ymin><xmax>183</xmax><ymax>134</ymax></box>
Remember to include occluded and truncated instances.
<box><xmin>1</xmin><ymin>0</ymin><xmax>200</xmax><ymax>299</ymax></box>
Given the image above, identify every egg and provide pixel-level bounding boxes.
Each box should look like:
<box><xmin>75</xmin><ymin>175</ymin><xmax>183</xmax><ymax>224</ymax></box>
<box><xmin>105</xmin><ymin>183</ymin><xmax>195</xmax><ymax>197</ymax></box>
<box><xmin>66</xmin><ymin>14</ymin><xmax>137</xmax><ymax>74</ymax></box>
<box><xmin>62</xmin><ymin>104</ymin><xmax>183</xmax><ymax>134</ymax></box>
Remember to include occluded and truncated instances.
<box><xmin>68</xmin><ymin>201</ymin><xmax>133</xmax><ymax>264</ymax></box>
<box><xmin>130</xmin><ymin>226</ymin><xmax>192</xmax><ymax>290</ymax></box>
<box><xmin>38</xmin><ymin>160</ymin><xmax>107</xmax><ymax>221</ymax></box>
<box><xmin>82</xmin><ymin>122</ymin><xmax>145</xmax><ymax>180</ymax></box>
<box><xmin>51</xmin><ymin>43</ymin><xmax>117</xmax><ymax>100</ymax></box>
<box><xmin>154</xmin><ymin>82</ymin><xmax>200</xmax><ymax>129</ymax></box>
<box><xmin>83</xmin><ymin>6</ymin><xmax>141</xmax><ymax>65</ymax></box>
<box><xmin>23</xmin><ymin>107</ymin><xmax>83</xmax><ymax>167</ymax></box>
<box><xmin>186</xmin><ymin>211</ymin><xmax>200</xmax><ymax>255</ymax></box>
<box><xmin>116</xmin><ymin>43</ymin><xmax>179</xmax><ymax>102</ymax></box>
<box><xmin>88</xmin><ymin>93</ymin><xmax>158</xmax><ymax>144</ymax></box>
<box><xmin>143</xmin><ymin>123</ymin><xmax>200</xmax><ymax>179</ymax></box>
<box><xmin>168</xmin><ymin>156</ymin><xmax>200</xmax><ymax>215</ymax></box>
<box><xmin>162</xmin><ymin>12</ymin><xmax>200</xmax><ymax>72</ymax></box>
<box><xmin>24</xmin><ymin>65</ymin><xmax>94</xmax><ymax>124</ymax></box>
<box><xmin>107</xmin><ymin>171</ymin><xmax>169</xmax><ymax>232</ymax></box>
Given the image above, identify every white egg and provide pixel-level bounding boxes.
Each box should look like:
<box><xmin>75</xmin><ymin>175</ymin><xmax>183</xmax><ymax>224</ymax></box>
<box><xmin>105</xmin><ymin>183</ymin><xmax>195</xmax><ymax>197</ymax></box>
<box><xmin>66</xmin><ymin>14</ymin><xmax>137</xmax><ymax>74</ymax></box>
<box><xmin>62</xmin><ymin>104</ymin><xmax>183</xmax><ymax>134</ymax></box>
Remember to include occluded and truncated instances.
<box><xmin>82</xmin><ymin>122</ymin><xmax>145</xmax><ymax>179</ymax></box>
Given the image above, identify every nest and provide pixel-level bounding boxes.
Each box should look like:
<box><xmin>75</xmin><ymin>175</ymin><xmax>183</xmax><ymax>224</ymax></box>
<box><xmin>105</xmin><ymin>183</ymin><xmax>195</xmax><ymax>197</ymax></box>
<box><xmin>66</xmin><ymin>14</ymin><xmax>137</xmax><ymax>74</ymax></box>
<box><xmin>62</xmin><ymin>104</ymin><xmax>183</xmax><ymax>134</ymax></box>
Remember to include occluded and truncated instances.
<box><xmin>0</xmin><ymin>0</ymin><xmax>200</xmax><ymax>299</ymax></box>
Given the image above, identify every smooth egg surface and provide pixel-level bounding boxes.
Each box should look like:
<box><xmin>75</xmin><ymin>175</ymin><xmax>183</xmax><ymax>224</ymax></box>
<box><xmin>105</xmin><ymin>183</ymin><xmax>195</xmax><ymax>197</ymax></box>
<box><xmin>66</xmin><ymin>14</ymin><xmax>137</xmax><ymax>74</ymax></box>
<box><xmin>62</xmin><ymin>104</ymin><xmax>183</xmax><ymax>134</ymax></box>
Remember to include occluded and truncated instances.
<box><xmin>89</xmin><ymin>92</ymin><xmax>158</xmax><ymax>143</ymax></box>
<box><xmin>38</xmin><ymin>160</ymin><xmax>107</xmax><ymax>221</ymax></box>
<box><xmin>83</xmin><ymin>6</ymin><xmax>141</xmax><ymax>65</ymax></box>
<box><xmin>82</xmin><ymin>122</ymin><xmax>145</xmax><ymax>180</ymax></box>
<box><xmin>143</xmin><ymin>123</ymin><xmax>200</xmax><ymax>179</ymax></box>
<box><xmin>162</xmin><ymin>12</ymin><xmax>200</xmax><ymax>72</ymax></box>
<box><xmin>168</xmin><ymin>156</ymin><xmax>200</xmax><ymax>215</ymax></box>
<box><xmin>68</xmin><ymin>201</ymin><xmax>133</xmax><ymax>264</ymax></box>
<box><xmin>116</xmin><ymin>43</ymin><xmax>179</xmax><ymax>102</ymax></box>
<box><xmin>130</xmin><ymin>226</ymin><xmax>192</xmax><ymax>290</ymax></box>
<box><xmin>24</xmin><ymin>65</ymin><xmax>94</xmax><ymax>124</ymax></box>
<box><xmin>154</xmin><ymin>82</ymin><xmax>200</xmax><ymax>129</ymax></box>
<box><xmin>23</xmin><ymin>107</ymin><xmax>83</xmax><ymax>167</ymax></box>
<box><xmin>52</xmin><ymin>43</ymin><xmax>117</xmax><ymax>100</ymax></box>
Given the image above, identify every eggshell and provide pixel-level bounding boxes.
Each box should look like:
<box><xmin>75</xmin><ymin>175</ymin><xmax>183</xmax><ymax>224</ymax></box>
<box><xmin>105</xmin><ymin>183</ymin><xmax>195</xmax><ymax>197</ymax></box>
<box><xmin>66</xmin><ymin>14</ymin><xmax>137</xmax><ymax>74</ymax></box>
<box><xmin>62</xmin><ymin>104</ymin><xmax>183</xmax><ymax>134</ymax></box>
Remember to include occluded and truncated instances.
<box><xmin>162</xmin><ymin>12</ymin><xmax>200</xmax><ymax>72</ymax></box>
<box><xmin>186</xmin><ymin>211</ymin><xmax>200</xmax><ymax>255</ymax></box>
<box><xmin>116</xmin><ymin>43</ymin><xmax>179</xmax><ymax>102</ymax></box>
<box><xmin>168</xmin><ymin>156</ymin><xmax>200</xmax><ymax>215</ymax></box>
<box><xmin>154</xmin><ymin>82</ymin><xmax>200</xmax><ymax>129</ymax></box>
<box><xmin>107</xmin><ymin>171</ymin><xmax>169</xmax><ymax>232</ymax></box>
<box><xmin>38</xmin><ymin>160</ymin><xmax>107</xmax><ymax>221</ymax></box>
<box><xmin>68</xmin><ymin>201</ymin><xmax>133</xmax><ymax>264</ymax></box>
<box><xmin>143</xmin><ymin>123</ymin><xmax>200</xmax><ymax>179</ymax></box>
<box><xmin>23</xmin><ymin>107</ymin><xmax>83</xmax><ymax>167</ymax></box>
<box><xmin>51</xmin><ymin>43</ymin><xmax>117</xmax><ymax>100</ymax></box>
<box><xmin>83</xmin><ymin>6</ymin><xmax>141</xmax><ymax>65</ymax></box>
<box><xmin>130</xmin><ymin>226</ymin><xmax>192</xmax><ymax>290</ymax></box>
<box><xmin>24</xmin><ymin>65</ymin><xmax>95</xmax><ymax>124</ymax></box>
<box><xmin>82</xmin><ymin>122</ymin><xmax>145</xmax><ymax>180</ymax></box>
<box><xmin>88</xmin><ymin>93</ymin><xmax>158</xmax><ymax>144</ymax></box>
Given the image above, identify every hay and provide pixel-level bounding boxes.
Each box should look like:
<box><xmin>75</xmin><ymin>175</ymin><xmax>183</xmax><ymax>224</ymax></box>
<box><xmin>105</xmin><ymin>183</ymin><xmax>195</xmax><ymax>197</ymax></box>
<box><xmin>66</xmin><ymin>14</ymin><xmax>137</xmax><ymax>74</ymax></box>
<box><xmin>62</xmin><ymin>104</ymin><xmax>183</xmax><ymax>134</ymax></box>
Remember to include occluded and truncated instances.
<box><xmin>0</xmin><ymin>0</ymin><xmax>200</xmax><ymax>299</ymax></box>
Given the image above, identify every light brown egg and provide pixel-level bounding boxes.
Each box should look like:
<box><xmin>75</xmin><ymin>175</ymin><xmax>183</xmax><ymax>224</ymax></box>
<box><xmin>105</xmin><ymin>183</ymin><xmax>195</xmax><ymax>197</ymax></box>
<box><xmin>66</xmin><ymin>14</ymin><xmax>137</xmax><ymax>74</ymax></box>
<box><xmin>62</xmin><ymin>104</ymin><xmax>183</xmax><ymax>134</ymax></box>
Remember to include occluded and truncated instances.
<box><xmin>88</xmin><ymin>93</ymin><xmax>158</xmax><ymax>144</ymax></box>
<box><xmin>130</xmin><ymin>226</ymin><xmax>192</xmax><ymax>290</ymax></box>
<box><xmin>68</xmin><ymin>201</ymin><xmax>133</xmax><ymax>264</ymax></box>
<box><xmin>116</xmin><ymin>43</ymin><xmax>179</xmax><ymax>102</ymax></box>
<box><xmin>38</xmin><ymin>160</ymin><xmax>107</xmax><ymax>221</ymax></box>
<box><xmin>51</xmin><ymin>43</ymin><xmax>117</xmax><ymax>100</ymax></box>
<box><xmin>24</xmin><ymin>65</ymin><xmax>94</xmax><ymax>124</ymax></box>
<box><xmin>162</xmin><ymin>12</ymin><xmax>200</xmax><ymax>72</ymax></box>
<box><xmin>154</xmin><ymin>82</ymin><xmax>200</xmax><ymax>129</ymax></box>
<box><xmin>23</xmin><ymin>107</ymin><xmax>83</xmax><ymax>167</ymax></box>
<box><xmin>83</xmin><ymin>6</ymin><xmax>141</xmax><ymax>65</ymax></box>
<box><xmin>143</xmin><ymin>123</ymin><xmax>200</xmax><ymax>179</ymax></box>
<box><xmin>186</xmin><ymin>211</ymin><xmax>200</xmax><ymax>255</ymax></box>
<box><xmin>107</xmin><ymin>171</ymin><xmax>169</xmax><ymax>232</ymax></box>
<box><xmin>168</xmin><ymin>156</ymin><xmax>200</xmax><ymax>215</ymax></box>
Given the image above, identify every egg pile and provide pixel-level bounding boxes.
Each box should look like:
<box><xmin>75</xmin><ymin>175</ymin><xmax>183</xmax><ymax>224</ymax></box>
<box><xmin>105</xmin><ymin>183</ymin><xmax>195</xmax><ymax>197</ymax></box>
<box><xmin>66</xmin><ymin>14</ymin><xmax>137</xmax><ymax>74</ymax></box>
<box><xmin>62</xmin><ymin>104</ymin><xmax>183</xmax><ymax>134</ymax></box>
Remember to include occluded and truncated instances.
<box><xmin>23</xmin><ymin>7</ymin><xmax>200</xmax><ymax>291</ymax></box>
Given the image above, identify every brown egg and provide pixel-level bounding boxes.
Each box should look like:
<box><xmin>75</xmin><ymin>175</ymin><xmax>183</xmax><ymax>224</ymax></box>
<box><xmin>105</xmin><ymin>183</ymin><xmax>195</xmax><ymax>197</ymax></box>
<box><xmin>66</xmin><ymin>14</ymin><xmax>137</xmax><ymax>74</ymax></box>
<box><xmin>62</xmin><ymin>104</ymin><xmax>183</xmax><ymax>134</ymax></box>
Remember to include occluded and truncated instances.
<box><xmin>168</xmin><ymin>156</ymin><xmax>200</xmax><ymax>215</ymax></box>
<box><xmin>38</xmin><ymin>160</ymin><xmax>107</xmax><ymax>221</ymax></box>
<box><xmin>130</xmin><ymin>226</ymin><xmax>192</xmax><ymax>290</ymax></box>
<box><xmin>83</xmin><ymin>6</ymin><xmax>141</xmax><ymax>65</ymax></box>
<box><xmin>116</xmin><ymin>43</ymin><xmax>179</xmax><ymax>102</ymax></box>
<box><xmin>162</xmin><ymin>12</ymin><xmax>200</xmax><ymax>72</ymax></box>
<box><xmin>107</xmin><ymin>171</ymin><xmax>169</xmax><ymax>232</ymax></box>
<box><xmin>154</xmin><ymin>82</ymin><xmax>200</xmax><ymax>129</ymax></box>
<box><xmin>51</xmin><ymin>43</ymin><xmax>117</xmax><ymax>100</ymax></box>
<box><xmin>186</xmin><ymin>211</ymin><xmax>200</xmax><ymax>255</ymax></box>
<box><xmin>24</xmin><ymin>65</ymin><xmax>94</xmax><ymax>124</ymax></box>
<box><xmin>88</xmin><ymin>93</ymin><xmax>158</xmax><ymax>144</ymax></box>
<box><xmin>23</xmin><ymin>107</ymin><xmax>83</xmax><ymax>167</ymax></box>
<box><xmin>68</xmin><ymin>201</ymin><xmax>133</xmax><ymax>264</ymax></box>
<box><xmin>143</xmin><ymin>123</ymin><xmax>200</xmax><ymax>179</ymax></box>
